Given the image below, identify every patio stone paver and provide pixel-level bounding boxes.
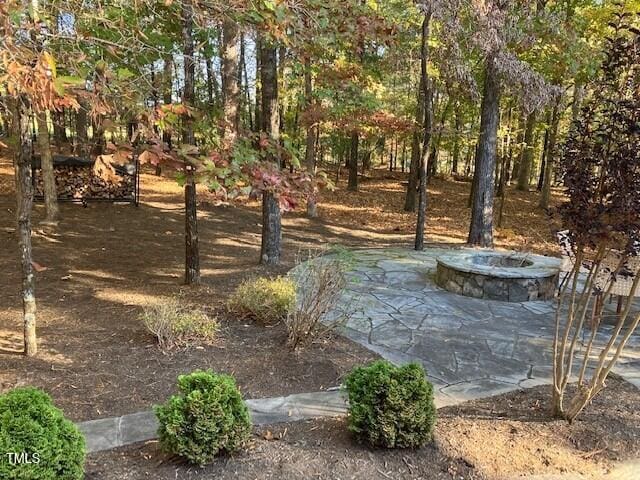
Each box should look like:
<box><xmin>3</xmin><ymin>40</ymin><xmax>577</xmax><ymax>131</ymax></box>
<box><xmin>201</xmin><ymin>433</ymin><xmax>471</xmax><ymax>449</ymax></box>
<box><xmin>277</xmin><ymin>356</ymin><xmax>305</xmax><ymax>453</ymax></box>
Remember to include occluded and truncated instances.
<box><xmin>320</xmin><ymin>247</ymin><xmax>640</xmax><ymax>404</ymax></box>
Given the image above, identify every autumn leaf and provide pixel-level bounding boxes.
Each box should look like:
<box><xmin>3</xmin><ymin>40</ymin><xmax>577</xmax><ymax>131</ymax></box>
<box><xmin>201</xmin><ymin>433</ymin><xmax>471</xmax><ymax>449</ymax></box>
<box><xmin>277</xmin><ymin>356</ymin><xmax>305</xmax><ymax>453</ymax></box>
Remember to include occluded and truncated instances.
<box><xmin>31</xmin><ymin>261</ymin><xmax>47</xmax><ymax>273</ymax></box>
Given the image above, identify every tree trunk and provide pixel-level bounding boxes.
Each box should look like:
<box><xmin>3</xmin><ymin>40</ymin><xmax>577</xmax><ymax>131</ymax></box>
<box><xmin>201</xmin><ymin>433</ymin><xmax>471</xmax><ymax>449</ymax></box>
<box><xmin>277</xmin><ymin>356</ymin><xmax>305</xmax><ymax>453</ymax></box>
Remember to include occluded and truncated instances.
<box><xmin>496</xmin><ymin>108</ymin><xmax>513</xmax><ymax>228</ymax></box>
<box><xmin>404</xmin><ymin>131</ymin><xmax>421</xmax><ymax>212</ymax></box>
<box><xmin>517</xmin><ymin>111</ymin><xmax>536</xmax><ymax>191</ymax></box>
<box><xmin>184</xmin><ymin>179</ymin><xmax>199</xmax><ymax>283</ymax></box>
<box><xmin>427</xmin><ymin>96</ymin><xmax>452</xmax><ymax>178</ymax></box>
<box><xmin>90</xmin><ymin>65</ymin><xmax>106</xmax><ymax>156</ymax></box>
<box><xmin>240</xmin><ymin>33</ymin><xmax>253</xmax><ymax>131</ymax></box>
<box><xmin>91</xmin><ymin>119</ymin><xmax>105</xmax><ymax>156</ymax></box>
<box><xmin>182</xmin><ymin>0</ymin><xmax>200</xmax><ymax>285</ymax></box>
<box><xmin>238</xmin><ymin>32</ymin><xmax>247</xmax><ymax>130</ymax></box>
<box><xmin>509</xmin><ymin>111</ymin><xmax>524</xmax><ymax>183</ymax></box>
<box><xmin>156</xmin><ymin>56</ymin><xmax>173</xmax><ymax>175</ymax></box>
<box><xmin>537</xmin><ymin>109</ymin><xmax>551</xmax><ymax>191</ymax></box>
<box><xmin>53</xmin><ymin>110</ymin><xmax>66</xmax><ymax>146</ymax></box>
<box><xmin>204</xmin><ymin>55</ymin><xmax>215</xmax><ymax>108</ymax></box>
<box><xmin>467</xmin><ymin>57</ymin><xmax>501</xmax><ymax>247</ymax></box>
<box><xmin>452</xmin><ymin>105</ymin><xmax>462</xmax><ymax>175</ymax></box>
<box><xmin>464</xmin><ymin>144</ymin><xmax>473</xmax><ymax>178</ymax></box>
<box><xmin>539</xmin><ymin>99</ymin><xmax>560</xmax><ymax>209</ymax></box>
<box><xmin>222</xmin><ymin>19</ymin><xmax>240</xmax><ymax>143</ymax></box>
<box><xmin>496</xmin><ymin>107</ymin><xmax>512</xmax><ymax>197</ymax></box>
<box><xmin>467</xmin><ymin>142</ymin><xmax>479</xmax><ymax>208</ymax></box>
<box><xmin>415</xmin><ymin>10</ymin><xmax>433</xmax><ymax>251</ymax></box>
<box><xmin>347</xmin><ymin>130</ymin><xmax>359</xmax><ymax>191</ymax></box>
<box><xmin>277</xmin><ymin>46</ymin><xmax>287</xmax><ymax>152</ymax></box>
<box><xmin>15</xmin><ymin>97</ymin><xmax>37</xmax><ymax>356</ymax></box>
<box><xmin>163</xmin><ymin>56</ymin><xmax>173</xmax><ymax>123</ymax></box>
<box><xmin>401</xmin><ymin>140</ymin><xmax>407</xmax><ymax>172</ymax></box>
<box><xmin>303</xmin><ymin>57</ymin><xmax>318</xmax><ymax>217</ymax></box>
<box><xmin>404</xmin><ymin>75</ymin><xmax>425</xmax><ymax>212</ymax></box>
<box><xmin>259</xmin><ymin>38</ymin><xmax>281</xmax><ymax>265</ymax></box>
<box><xmin>362</xmin><ymin>146</ymin><xmax>372</xmax><ymax>174</ymax></box>
<box><xmin>37</xmin><ymin>111</ymin><xmax>59</xmax><ymax>223</ymax></box>
<box><xmin>254</xmin><ymin>35</ymin><xmax>262</xmax><ymax>133</ymax></box>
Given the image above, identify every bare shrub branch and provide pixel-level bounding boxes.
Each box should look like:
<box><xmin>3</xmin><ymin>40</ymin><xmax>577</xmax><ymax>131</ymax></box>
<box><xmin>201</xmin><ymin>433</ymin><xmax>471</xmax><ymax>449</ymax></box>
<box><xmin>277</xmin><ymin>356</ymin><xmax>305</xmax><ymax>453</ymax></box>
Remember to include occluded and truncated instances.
<box><xmin>286</xmin><ymin>249</ymin><xmax>353</xmax><ymax>350</ymax></box>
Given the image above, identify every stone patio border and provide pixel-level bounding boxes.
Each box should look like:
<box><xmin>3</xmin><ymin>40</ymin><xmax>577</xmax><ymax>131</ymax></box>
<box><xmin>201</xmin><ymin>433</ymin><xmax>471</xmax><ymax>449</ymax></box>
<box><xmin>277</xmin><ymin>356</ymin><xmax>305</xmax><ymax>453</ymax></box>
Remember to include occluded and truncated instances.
<box><xmin>78</xmin><ymin>390</ymin><xmax>348</xmax><ymax>453</ymax></box>
<box><xmin>78</xmin><ymin>384</ymin><xmax>472</xmax><ymax>453</ymax></box>
<box><xmin>78</xmin><ymin>388</ymin><xmax>640</xmax><ymax>480</ymax></box>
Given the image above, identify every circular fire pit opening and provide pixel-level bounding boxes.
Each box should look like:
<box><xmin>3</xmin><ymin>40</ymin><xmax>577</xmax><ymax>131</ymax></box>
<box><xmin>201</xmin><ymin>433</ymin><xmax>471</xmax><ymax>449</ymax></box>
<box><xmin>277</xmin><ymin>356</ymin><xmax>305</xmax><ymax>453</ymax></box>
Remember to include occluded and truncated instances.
<box><xmin>435</xmin><ymin>251</ymin><xmax>560</xmax><ymax>302</ymax></box>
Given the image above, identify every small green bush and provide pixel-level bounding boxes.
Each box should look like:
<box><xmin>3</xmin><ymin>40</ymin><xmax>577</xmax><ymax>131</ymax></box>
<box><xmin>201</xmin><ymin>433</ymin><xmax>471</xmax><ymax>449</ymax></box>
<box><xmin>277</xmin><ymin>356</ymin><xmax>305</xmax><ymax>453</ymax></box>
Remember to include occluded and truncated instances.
<box><xmin>154</xmin><ymin>370</ymin><xmax>252</xmax><ymax>465</ymax></box>
<box><xmin>0</xmin><ymin>387</ymin><xmax>85</xmax><ymax>480</ymax></box>
<box><xmin>344</xmin><ymin>360</ymin><xmax>436</xmax><ymax>448</ymax></box>
<box><xmin>141</xmin><ymin>298</ymin><xmax>218</xmax><ymax>351</ymax></box>
<box><xmin>227</xmin><ymin>277</ymin><xmax>296</xmax><ymax>323</ymax></box>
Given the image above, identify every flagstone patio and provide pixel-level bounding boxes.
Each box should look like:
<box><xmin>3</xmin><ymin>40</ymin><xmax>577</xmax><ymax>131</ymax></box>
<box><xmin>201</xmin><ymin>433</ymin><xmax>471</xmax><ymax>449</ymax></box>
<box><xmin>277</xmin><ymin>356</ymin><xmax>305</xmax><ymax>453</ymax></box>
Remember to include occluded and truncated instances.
<box><xmin>320</xmin><ymin>247</ymin><xmax>640</xmax><ymax>406</ymax></box>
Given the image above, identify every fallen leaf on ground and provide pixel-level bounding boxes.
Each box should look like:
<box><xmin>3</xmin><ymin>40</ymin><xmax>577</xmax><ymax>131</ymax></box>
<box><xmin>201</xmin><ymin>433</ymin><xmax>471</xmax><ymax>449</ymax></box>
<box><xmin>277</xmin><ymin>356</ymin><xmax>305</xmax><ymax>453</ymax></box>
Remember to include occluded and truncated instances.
<box><xmin>31</xmin><ymin>261</ymin><xmax>47</xmax><ymax>272</ymax></box>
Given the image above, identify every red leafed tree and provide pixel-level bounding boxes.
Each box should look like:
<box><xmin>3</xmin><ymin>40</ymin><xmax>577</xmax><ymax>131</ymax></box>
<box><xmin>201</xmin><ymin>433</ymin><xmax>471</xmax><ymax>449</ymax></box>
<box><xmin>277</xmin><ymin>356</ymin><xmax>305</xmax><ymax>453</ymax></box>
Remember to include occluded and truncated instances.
<box><xmin>553</xmin><ymin>14</ymin><xmax>640</xmax><ymax>422</ymax></box>
<box><xmin>1</xmin><ymin>1</ymin><xmax>79</xmax><ymax>355</ymax></box>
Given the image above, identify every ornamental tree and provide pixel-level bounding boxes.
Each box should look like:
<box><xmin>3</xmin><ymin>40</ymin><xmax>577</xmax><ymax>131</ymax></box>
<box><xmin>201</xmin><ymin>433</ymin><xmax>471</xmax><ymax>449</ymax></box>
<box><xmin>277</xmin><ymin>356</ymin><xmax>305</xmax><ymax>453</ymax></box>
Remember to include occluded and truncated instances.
<box><xmin>553</xmin><ymin>8</ymin><xmax>640</xmax><ymax>422</ymax></box>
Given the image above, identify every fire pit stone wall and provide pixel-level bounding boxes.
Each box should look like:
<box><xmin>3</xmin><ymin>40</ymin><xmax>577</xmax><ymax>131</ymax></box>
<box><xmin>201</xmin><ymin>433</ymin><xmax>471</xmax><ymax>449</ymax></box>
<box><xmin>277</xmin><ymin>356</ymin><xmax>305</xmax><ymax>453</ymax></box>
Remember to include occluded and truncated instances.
<box><xmin>435</xmin><ymin>251</ymin><xmax>561</xmax><ymax>302</ymax></box>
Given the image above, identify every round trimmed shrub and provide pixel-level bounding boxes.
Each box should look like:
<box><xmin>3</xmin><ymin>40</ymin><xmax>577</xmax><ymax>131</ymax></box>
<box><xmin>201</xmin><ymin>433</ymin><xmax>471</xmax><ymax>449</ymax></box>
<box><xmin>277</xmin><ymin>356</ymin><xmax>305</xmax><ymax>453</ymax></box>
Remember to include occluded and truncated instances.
<box><xmin>0</xmin><ymin>387</ymin><xmax>85</xmax><ymax>480</ymax></box>
<box><xmin>154</xmin><ymin>370</ymin><xmax>252</xmax><ymax>465</ymax></box>
<box><xmin>344</xmin><ymin>360</ymin><xmax>436</xmax><ymax>448</ymax></box>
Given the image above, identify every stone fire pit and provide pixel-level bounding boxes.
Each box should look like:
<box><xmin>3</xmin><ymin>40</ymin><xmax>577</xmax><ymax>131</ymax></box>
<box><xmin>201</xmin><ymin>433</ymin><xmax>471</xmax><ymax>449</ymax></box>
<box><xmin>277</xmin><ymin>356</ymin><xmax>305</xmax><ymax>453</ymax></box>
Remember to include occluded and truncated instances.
<box><xmin>435</xmin><ymin>250</ymin><xmax>560</xmax><ymax>302</ymax></box>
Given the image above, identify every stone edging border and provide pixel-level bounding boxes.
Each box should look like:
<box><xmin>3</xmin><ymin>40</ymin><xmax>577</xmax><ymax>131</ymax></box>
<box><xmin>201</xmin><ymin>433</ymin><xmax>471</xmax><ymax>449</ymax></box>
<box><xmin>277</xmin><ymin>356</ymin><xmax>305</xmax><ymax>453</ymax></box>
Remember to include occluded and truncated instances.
<box><xmin>78</xmin><ymin>390</ymin><xmax>347</xmax><ymax>453</ymax></box>
<box><xmin>79</xmin><ymin>382</ymin><xmax>469</xmax><ymax>454</ymax></box>
<box><xmin>78</xmin><ymin>388</ymin><xmax>640</xmax><ymax>480</ymax></box>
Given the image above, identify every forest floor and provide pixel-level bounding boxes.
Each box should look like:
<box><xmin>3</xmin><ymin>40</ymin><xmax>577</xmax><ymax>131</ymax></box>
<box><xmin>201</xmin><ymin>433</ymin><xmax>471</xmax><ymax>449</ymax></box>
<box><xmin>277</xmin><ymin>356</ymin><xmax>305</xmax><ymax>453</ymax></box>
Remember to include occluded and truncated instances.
<box><xmin>3</xmin><ymin>156</ymin><xmax>634</xmax><ymax>479</ymax></box>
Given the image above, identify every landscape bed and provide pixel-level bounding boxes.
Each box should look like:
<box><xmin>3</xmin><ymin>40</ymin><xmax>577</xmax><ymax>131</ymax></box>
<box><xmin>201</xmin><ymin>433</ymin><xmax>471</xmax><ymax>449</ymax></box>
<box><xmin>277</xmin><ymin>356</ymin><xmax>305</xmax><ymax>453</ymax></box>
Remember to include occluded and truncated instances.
<box><xmin>0</xmin><ymin>318</ymin><xmax>377</xmax><ymax>422</ymax></box>
<box><xmin>1</xmin><ymin>164</ymin><xmax>637</xmax><ymax>479</ymax></box>
<box><xmin>85</xmin><ymin>376</ymin><xmax>639</xmax><ymax>480</ymax></box>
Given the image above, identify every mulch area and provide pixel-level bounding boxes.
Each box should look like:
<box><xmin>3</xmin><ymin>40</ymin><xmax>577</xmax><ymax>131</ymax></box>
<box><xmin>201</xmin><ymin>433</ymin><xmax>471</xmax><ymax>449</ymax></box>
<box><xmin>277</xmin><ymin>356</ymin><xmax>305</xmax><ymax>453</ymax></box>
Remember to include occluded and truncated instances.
<box><xmin>0</xmin><ymin>162</ymin><xmax>381</xmax><ymax>421</ymax></box>
<box><xmin>438</xmin><ymin>375</ymin><xmax>640</xmax><ymax>479</ymax></box>
<box><xmin>1</xmin><ymin>157</ymin><xmax>637</xmax><ymax>479</ymax></box>
<box><xmin>0</xmin><ymin>159</ymin><xmax>560</xmax><ymax>421</ymax></box>
<box><xmin>86</xmin><ymin>376</ymin><xmax>639</xmax><ymax>480</ymax></box>
<box><xmin>86</xmin><ymin>418</ymin><xmax>482</xmax><ymax>480</ymax></box>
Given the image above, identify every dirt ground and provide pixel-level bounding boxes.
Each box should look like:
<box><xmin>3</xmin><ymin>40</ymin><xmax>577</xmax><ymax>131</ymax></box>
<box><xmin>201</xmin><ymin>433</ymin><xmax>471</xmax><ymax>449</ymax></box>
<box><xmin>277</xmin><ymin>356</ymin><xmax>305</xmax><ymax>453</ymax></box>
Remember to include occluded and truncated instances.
<box><xmin>86</xmin><ymin>377</ymin><xmax>639</xmax><ymax>480</ymax></box>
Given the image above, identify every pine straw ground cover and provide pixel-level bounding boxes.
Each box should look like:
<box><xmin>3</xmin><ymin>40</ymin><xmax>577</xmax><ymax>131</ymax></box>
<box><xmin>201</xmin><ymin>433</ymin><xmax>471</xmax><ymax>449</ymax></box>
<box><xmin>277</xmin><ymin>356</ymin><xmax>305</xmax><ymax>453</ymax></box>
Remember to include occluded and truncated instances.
<box><xmin>318</xmin><ymin>169</ymin><xmax>563</xmax><ymax>256</ymax></box>
<box><xmin>83</xmin><ymin>160</ymin><xmax>562</xmax><ymax>256</ymax></box>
